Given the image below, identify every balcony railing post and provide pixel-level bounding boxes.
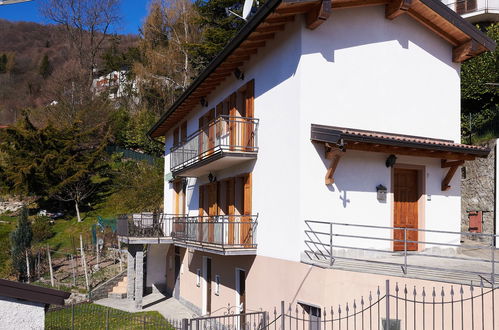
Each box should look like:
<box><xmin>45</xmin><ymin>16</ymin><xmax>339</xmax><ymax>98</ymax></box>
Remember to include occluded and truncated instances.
<box><xmin>403</xmin><ymin>228</ymin><xmax>408</xmax><ymax>275</ymax></box>
<box><xmin>329</xmin><ymin>223</ymin><xmax>334</xmax><ymax>266</ymax></box>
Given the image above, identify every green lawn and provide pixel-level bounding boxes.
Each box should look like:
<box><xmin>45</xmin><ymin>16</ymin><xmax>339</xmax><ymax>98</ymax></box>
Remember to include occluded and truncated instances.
<box><xmin>46</xmin><ymin>303</ymin><xmax>175</xmax><ymax>330</ymax></box>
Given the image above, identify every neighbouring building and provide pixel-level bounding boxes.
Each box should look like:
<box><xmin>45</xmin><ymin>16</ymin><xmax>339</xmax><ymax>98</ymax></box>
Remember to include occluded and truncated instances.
<box><xmin>117</xmin><ymin>0</ymin><xmax>497</xmax><ymax>320</ymax></box>
<box><xmin>442</xmin><ymin>0</ymin><xmax>499</xmax><ymax>23</ymax></box>
<box><xmin>0</xmin><ymin>279</ymin><xmax>70</xmax><ymax>329</ymax></box>
<box><xmin>92</xmin><ymin>70</ymin><xmax>137</xmax><ymax>100</ymax></box>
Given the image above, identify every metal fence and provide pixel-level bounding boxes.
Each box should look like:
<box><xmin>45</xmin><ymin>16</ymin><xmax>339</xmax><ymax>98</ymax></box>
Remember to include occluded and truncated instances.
<box><xmin>170</xmin><ymin>116</ymin><xmax>259</xmax><ymax>172</ymax></box>
<box><xmin>304</xmin><ymin>220</ymin><xmax>499</xmax><ymax>286</ymax></box>
<box><xmin>266</xmin><ymin>280</ymin><xmax>498</xmax><ymax>330</ymax></box>
<box><xmin>172</xmin><ymin>215</ymin><xmax>258</xmax><ymax>250</ymax></box>
<box><xmin>46</xmin><ymin>303</ymin><xmax>179</xmax><ymax>329</ymax></box>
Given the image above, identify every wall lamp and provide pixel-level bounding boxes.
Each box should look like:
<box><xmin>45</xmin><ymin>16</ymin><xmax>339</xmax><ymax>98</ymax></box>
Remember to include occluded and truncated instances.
<box><xmin>234</xmin><ymin>68</ymin><xmax>245</xmax><ymax>80</ymax></box>
<box><xmin>385</xmin><ymin>154</ymin><xmax>397</xmax><ymax>168</ymax></box>
<box><xmin>200</xmin><ymin>97</ymin><xmax>208</xmax><ymax>107</ymax></box>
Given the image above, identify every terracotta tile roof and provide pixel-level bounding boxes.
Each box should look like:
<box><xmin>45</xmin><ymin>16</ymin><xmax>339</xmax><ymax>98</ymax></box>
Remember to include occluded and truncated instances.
<box><xmin>311</xmin><ymin>124</ymin><xmax>490</xmax><ymax>157</ymax></box>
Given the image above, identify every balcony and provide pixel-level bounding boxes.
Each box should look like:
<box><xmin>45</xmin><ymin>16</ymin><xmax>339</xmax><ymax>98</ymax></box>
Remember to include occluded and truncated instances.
<box><xmin>117</xmin><ymin>213</ymin><xmax>174</xmax><ymax>244</ymax></box>
<box><xmin>170</xmin><ymin>116</ymin><xmax>259</xmax><ymax>177</ymax></box>
<box><xmin>172</xmin><ymin>215</ymin><xmax>258</xmax><ymax>255</ymax></box>
<box><xmin>303</xmin><ymin>220</ymin><xmax>499</xmax><ymax>286</ymax></box>
<box><xmin>445</xmin><ymin>0</ymin><xmax>499</xmax><ymax>23</ymax></box>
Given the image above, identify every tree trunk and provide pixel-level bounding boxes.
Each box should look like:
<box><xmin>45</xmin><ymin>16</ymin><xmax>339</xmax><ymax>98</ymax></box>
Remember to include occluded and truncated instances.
<box><xmin>75</xmin><ymin>200</ymin><xmax>82</xmax><ymax>222</ymax></box>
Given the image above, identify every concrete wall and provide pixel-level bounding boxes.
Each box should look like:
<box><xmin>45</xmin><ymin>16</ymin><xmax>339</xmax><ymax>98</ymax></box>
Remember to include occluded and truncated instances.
<box><xmin>0</xmin><ymin>296</ymin><xmax>45</xmax><ymax>330</ymax></box>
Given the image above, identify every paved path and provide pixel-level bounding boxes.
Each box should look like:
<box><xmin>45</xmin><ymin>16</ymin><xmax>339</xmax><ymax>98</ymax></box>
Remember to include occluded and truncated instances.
<box><xmin>95</xmin><ymin>293</ymin><xmax>199</xmax><ymax>320</ymax></box>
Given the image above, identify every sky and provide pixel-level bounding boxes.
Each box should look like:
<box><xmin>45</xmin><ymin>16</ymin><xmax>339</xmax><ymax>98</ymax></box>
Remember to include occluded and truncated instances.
<box><xmin>0</xmin><ymin>0</ymin><xmax>150</xmax><ymax>35</ymax></box>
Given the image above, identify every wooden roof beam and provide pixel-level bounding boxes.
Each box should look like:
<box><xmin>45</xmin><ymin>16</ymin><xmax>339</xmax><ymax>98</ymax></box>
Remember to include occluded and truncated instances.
<box><xmin>386</xmin><ymin>0</ymin><xmax>415</xmax><ymax>20</ymax></box>
<box><xmin>307</xmin><ymin>0</ymin><xmax>332</xmax><ymax>30</ymax></box>
<box><xmin>453</xmin><ymin>40</ymin><xmax>480</xmax><ymax>63</ymax></box>
<box><xmin>441</xmin><ymin>159</ymin><xmax>464</xmax><ymax>191</ymax></box>
<box><xmin>255</xmin><ymin>24</ymin><xmax>286</xmax><ymax>33</ymax></box>
<box><xmin>266</xmin><ymin>15</ymin><xmax>296</xmax><ymax>24</ymax></box>
<box><xmin>247</xmin><ymin>33</ymin><xmax>276</xmax><ymax>41</ymax></box>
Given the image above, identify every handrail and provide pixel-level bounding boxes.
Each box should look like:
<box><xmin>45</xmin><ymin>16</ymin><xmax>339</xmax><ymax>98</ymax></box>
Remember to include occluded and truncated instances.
<box><xmin>304</xmin><ymin>220</ymin><xmax>499</xmax><ymax>285</ymax></box>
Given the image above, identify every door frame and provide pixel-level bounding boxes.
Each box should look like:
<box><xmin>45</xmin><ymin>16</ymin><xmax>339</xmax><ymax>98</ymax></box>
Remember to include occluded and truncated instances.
<box><xmin>202</xmin><ymin>256</ymin><xmax>212</xmax><ymax>315</ymax></box>
<box><xmin>391</xmin><ymin>164</ymin><xmax>426</xmax><ymax>252</ymax></box>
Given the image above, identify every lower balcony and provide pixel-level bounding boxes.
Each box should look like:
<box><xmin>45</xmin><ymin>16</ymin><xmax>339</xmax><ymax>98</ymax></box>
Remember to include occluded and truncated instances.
<box><xmin>172</xmin><ymin>215</ymin><xmax>258</xmax><ymax>255</ymax></box>
<box><xmin>117</xmin><ymin>213</ymin><xmax>174</xmax><ymax>244</ymax></box>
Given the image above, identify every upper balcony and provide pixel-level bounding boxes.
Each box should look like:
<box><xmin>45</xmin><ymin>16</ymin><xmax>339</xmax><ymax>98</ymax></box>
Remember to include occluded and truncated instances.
<box><xmin>172</xmin><ymin>215</ymin><xmax>258</xmax><ymax>255</ymax></box>
<box><xmin>445</xmin><ymin>0</ymin><xmax>499</xmax><ymax>23</ymax></box>
<box><xmin>170</xmin><ymin>116</ymin><xmax>259</xmax><ymax>177</ymax></box>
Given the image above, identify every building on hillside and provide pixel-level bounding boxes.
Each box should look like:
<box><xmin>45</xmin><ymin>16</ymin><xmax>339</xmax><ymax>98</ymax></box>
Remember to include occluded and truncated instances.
<box><xmin>0</xmin><ymin>279</ymin><xmax>70</xmax><ymax>329</ymax></box>
<box><xmin>116</xmin><ymin>0</ymin><xmax>496</xmax><ymax>319</ymax></box>
<box><xmin>92</xmin><ymin>70</ymin><xmax>137</xmax><ymax>100</ymax></box>
<box><xmin>441</xmin><ymin>0</ymin><xmax>499</xmax><ymax>23</ymax></box>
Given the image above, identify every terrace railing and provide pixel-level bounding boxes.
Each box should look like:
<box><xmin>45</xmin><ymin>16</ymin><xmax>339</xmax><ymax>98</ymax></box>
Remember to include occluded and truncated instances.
<box><xmin>171</xmin><ymin>215</ymin><xmax>258</xmax><ymax>250</ymax></box>
<box><xmin>170</xmin><ymin>116</ymin><xmax>259</xmax><ymax>172</ymax></box>
<box><xmin>117</xmin><ymin>213</ymin><xmax>175</xmax><ymax>239</ymax></box>
<box><xmin>304</xmin><ymin>220</ymin><xmax>499</xmax><ymax>286</ymax></box>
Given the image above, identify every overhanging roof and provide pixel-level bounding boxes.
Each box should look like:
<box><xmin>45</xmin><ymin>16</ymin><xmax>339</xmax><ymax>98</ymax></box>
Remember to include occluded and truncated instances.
<box><xmin>311</xmin><ymin>124</ymin><xmax>490</xmax><ymax>160</ymax></box>
<box><xmin>149</xmin><ymin>0</ymin><xmax>496</xmax><ymax>138</ymax></box>
<box><xmin>0</xmin><ymin>279</ymin><xmax>70</xmax><ymax>306</ymax></box>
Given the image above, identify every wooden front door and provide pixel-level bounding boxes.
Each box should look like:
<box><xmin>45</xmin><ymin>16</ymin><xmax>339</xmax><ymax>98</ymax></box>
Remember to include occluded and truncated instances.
<box><xmin>393</xmin><ymin>168</ymin><xmax>420</xmax><ymax>251</ymax></box>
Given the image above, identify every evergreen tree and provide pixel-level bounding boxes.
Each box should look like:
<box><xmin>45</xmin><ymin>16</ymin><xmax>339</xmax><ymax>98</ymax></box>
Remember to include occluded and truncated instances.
<box><xmin>10</xmin><ymin>207</ymin><xmax>32</xmax><ymax>281</ymax></box>
<box><xmin>0</xmin><ymin>54</ymin><xmax>7</xmax><ymax>74</ymax></box>
<box><xmin>39</xmin><ymin>54</ymin><xmax>52</xmax><ymax>79</ymax></box>
<box><xmin>460</xmin><ymin>23</ymin><xmax>498</xmax><ymax>142</ymax></box>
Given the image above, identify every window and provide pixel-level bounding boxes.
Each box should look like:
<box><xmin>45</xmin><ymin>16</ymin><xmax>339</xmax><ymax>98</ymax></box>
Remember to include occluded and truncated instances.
<box><xmin>299</xmin><ymin>303</ymin><xmax>321</xmax><ymax>330</ymax></box>
<box><xmin>215</xmin><ymin>275</ymin><xmax>220</xmax><ymax>295</ymax></box>
<box><xmin>196</xmin><ymin>269</ymin><xmax>201</xmax><ymax>287</ymax></box>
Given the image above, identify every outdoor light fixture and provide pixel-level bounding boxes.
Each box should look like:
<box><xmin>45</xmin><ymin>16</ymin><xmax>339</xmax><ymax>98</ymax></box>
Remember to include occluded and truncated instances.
<box><xmin>208</xmin><ymin>173</ymin><xmax>216</xmax><ymax>183</ymax></box>
<box><xmin>376</xmin><ymin>184</ymin><xmax>387</xmax><ymax>202</ymax></box>
<box><xmin>385</xmin><ymin>154</ymin><xmax>397</xmax><ymax>168</ymax></box>
<box><xmin>233</xmin><ymin>68</ymin><xmax>245</xmax><ymax>80</ymax></box>
<box><xmin>200</xmin><ymin>97</ymin><xmax>208</xmax><ymax>107</ymax></box>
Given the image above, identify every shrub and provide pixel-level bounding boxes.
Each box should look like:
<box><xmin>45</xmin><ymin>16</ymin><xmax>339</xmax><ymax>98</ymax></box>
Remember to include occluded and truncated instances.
<box><xmin>32</xmin><ymin>215</ymin><xmax>54</xmax><ymax>242</ymax></box>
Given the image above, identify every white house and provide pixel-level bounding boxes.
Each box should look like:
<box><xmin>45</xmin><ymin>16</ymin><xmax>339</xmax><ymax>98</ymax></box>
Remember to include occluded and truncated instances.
<box><xmin>0</xmin><ymin>279</ymin><xmax>70</xmax><ymax>329</ymax></box>
<box><xmin>117</xmin><ymin>0</ymin><xmax>496</xmax><ymax>319</ymax></box>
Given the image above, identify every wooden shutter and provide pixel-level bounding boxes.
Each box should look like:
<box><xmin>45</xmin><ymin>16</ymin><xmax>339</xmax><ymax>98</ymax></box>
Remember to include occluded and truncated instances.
<box><xmin>244</xmin><ymin>80</ymin><xmax>255</xmax><ymax>150</ymax></box>
<box><xmin>241</xmin><ymin>173</ymin><xmax>252</xmax><ymax>246</ymax></box>
<box><xmin>229</xmin><ymin>93</ymin><xmax>237</xmax><ymax>150</ymax></box>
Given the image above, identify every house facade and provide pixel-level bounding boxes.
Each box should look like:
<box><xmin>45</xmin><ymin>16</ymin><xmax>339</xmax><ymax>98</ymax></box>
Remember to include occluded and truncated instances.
<box><xmin>441</xmin><ymin>0</ymin><xmax>499</xmax><ymax>23</ymax></box>
<box><xmin>117</xmin><ymin>0</ymin><xmax>496</xmax><ymax>318</ymax></box>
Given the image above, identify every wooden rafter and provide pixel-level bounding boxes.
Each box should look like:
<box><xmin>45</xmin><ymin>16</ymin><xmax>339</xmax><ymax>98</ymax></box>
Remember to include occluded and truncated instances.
<box><xmin>441</xmin><ymin>159</ymin><xmax>464</xmax><ymax>191</ymax></box>
<box><xmin>306</xmin><ymin>0</ymin><xmax>332</xmax><ymax>30</ymax></box>
<box><xmin>385</xmin><ymin>0</ymin><xmax>415</xmax><ymax>20</ymax></box>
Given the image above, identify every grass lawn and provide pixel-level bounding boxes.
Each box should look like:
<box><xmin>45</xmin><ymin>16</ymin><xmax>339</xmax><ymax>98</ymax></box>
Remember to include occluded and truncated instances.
<box><xmin>46</xmin><ymin>303</ymin><xmax>175</xmax><ymax>330</ymax></box>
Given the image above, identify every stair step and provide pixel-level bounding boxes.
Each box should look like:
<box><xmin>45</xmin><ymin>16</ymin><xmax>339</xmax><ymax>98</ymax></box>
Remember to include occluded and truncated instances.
<box><xmin>108</xmin><ymin>292</ymin><xmax>126</xmax><ymax>299</ymax></box>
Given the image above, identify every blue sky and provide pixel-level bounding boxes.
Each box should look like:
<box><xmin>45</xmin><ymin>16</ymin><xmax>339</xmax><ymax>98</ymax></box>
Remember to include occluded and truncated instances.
<box><xmin>0</xmin><ymin>0</ymin><xmax>150</xmax><ymax>35</ymax></box>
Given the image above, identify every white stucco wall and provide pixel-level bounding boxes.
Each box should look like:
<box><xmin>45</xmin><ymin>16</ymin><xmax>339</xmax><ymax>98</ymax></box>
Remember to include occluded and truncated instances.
<box><xmin>162</xmin><ymin>5</ymin><xmax>463</xmax><ymax>262</ymax></box>
<box><xmin>0</xmin><ymin>296</ymin><xmax>45</xmax><ymax>330</ymax></box>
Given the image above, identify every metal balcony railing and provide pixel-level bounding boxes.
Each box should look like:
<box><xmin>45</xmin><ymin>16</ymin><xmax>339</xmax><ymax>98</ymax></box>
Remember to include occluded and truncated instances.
<box><xmin>446</xmin><ymin>0</ymin><xmax>499</xmax><ymax>15</ymax></box>
<box><xmin>117</xmin><ymin>213</ymin><xmax>175</xmax><ymax>239</ymax></box>
<box><xmin>172</xmin><ymin>215</ymin><xmax>258</xmax><ymax>250</ymax></box>
<box><xmin>170</xmin><ymin>116</ymin><xmax>259</xmax><ymax>172</ymax></box>
<box><xmin>304</xmin><ymin>220</ymin><xmax>499</xmax><ymax>286</ymax></box>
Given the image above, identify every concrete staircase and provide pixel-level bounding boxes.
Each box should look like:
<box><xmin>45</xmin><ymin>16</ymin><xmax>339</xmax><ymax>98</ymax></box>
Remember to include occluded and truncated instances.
<box><xmin>108</xmin><ymin>276</ymin><xmax>128</xmax><ymax>299</ymax></box>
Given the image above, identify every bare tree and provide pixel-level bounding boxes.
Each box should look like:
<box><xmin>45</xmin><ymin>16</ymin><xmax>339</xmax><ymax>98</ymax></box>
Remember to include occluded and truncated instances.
<box><xmin>53</xmin><ymin>177</ymin><xmax>97</xmax><ymax>222</ymax></box>
<box><xmin>40</xmin><ymin>0</ymin><xmax>121</xmax><ymax>76</ymax></box>
<box><xmin>135</xmin><ymin>0</ymin><xmax>201</xmax><ymax>114</ymax></box>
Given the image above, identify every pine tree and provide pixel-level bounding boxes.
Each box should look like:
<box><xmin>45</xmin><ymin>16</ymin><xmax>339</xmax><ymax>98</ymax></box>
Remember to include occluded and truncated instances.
<box><xmin>39</xmin><ymin>54</ymin><xmax>52</xmax><ymax>79</ymax></box>
<box><xmin>10</xmin><ymin>207</ymin><xmax>32</xmax><ymax>281</ymax></box>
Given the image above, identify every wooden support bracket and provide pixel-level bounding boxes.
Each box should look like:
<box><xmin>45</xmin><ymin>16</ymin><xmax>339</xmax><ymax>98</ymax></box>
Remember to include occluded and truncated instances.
<box><xmin>306</xmin><ymin>0</ymin><xmax>332</xmax><ymax>30</ymax></box>
<box><xmin>441</xmin><ymin>159</ymin><xmax>464</xmax><ymax>191</ymax></box>
<box><xmin>325</xmin><ymin>144</ymin><xmax>344</xmax><ymax>185</ymax></box>
<box><xmin>385</xmin><ymin>0</ymin><xmax>415</xmax><ymax>20</ymax></box>
<box><xmin>452</xmin><ymin>40</ymin><xmax>480</xmax><ymax>63</ymax></box>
